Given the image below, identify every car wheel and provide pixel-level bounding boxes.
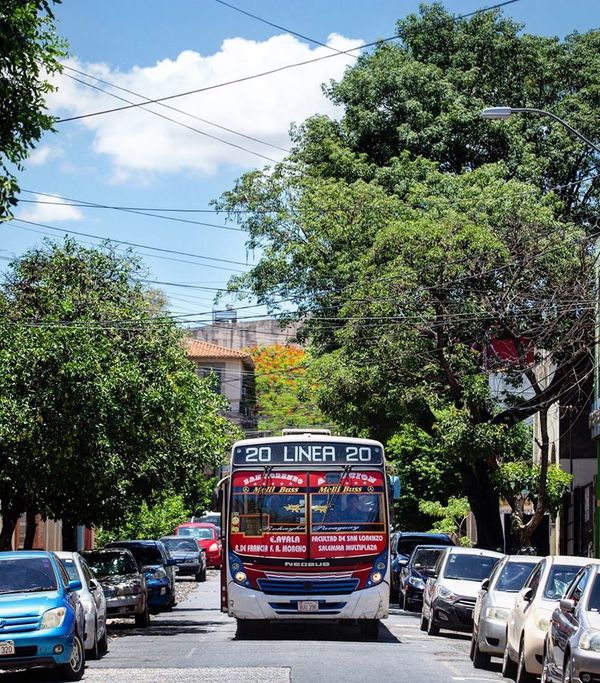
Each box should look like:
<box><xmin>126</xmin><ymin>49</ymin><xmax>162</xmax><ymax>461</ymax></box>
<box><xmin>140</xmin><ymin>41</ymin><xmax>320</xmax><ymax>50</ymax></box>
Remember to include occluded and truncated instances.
<box><xmin>502</xmin><ymin>640</ymin><xmax>518</xmax><ymax>680</ymax></box>
<box><xmin>426</xmin><ymin>609</ymin><xmax>440</xmax><ymax>636</ymax></box>
<box><xmin>86</xmin><ymin>618</ymin><xmax>99</xmax><ymax>660</ymax></box>
<box><xmin>402</xmin><ymin>591</ymin><xmax>409</xmax><ymax>611</ymax></box>
<box><xmin>419</xmin><ymin>612</ymin><xmax>428</xmax><ymax>632</ymax></box>
<box><xmin>472</xmin><ymin>628</ymin><xmax>491</xmax><ymax>670</ymax></box>
<box><xmin>541</xmin><ymin>648</ymin><xmax>551</xmax><ymax>683</ymax></box>
<box><xmin>562</xmin><ymin>653</ymin><xmax>573</xmax><ymax>683</ymax></box>
<box><xmin>98</xmin><ymin>628</ymin><xmax>108</xmax><ymax>656</ymax></box>
<box><xmin>516</xmin><ymin>638</ymin><xmax>536</xmax><ymax>683</ymax></box>
<box><xmin>469</xmin><ymin>630</ymin><xmax>476</xmax><ymax>661</ymax></box>
<box><xmin>56</xmin><ymin>633</ymin><xmax>85</xmax><ymax>681</ymax></box>
<box><xmin>135</xmin><ymin>600</ymin><xmax>150</xmax><ymax>628</ymax></box>
<box><xmin>195</xmin><ymin>567</ymin><xmax>206</xmax><ymax>582</ymax></box>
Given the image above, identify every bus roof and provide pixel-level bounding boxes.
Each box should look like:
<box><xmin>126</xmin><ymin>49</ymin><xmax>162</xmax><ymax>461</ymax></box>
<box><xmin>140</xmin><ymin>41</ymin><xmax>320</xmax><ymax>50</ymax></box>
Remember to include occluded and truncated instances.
<box><xmin>231</xmin><ymin>434</ymin><xmax>385</xmax><ymax>449</ymax></box>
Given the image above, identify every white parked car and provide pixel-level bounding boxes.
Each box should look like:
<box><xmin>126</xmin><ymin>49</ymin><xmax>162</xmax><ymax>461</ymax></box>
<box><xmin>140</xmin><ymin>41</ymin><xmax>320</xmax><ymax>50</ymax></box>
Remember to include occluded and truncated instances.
<box><xmin>471</xmin><ymin>554</ymin><xmax>541</xmax><ymax>668</ymax></box>
<box><xmin>56</xmin><ymin>551</ymin><xmax>108</xmax><ymax>659</ymax></box>
<box><xmin>503</xmin><ymin>555</ymin><xmax>600</xmax><ymax>682</ymax></box>
<box><xmin>421</xmin><ymin>547</ymin><xmax>503</xmax><ymax>636</ymax></box>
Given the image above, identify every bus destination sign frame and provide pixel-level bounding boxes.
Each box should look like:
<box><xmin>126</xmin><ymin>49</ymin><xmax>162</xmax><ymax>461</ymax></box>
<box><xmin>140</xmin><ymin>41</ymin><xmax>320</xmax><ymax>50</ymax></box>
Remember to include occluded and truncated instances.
<box><xmin>232</xmin><ymin>441</ymin><xmax>383</xmax><ymax>466</ymax></box>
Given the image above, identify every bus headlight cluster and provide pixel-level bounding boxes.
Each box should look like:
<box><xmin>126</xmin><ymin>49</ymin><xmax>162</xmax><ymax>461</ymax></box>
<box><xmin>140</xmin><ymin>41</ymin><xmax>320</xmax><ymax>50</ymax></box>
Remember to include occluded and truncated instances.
<box><xmin>229</xmin><ymin>551</ymin><xmax>250</xmax><ymax>588</ymax></box>
<box><xmin>370</xmin><ymin>571</ymin><xmax>383</xmax><ymax>584</ymax></box>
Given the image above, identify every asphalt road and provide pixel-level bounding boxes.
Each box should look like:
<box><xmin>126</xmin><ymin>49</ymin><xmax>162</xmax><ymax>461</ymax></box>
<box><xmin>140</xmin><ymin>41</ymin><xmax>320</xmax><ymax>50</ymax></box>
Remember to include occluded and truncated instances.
<box><xmin>2</xmin><ymin>574</ymin><xmax>512</xmax><ymax>683</ymax></box>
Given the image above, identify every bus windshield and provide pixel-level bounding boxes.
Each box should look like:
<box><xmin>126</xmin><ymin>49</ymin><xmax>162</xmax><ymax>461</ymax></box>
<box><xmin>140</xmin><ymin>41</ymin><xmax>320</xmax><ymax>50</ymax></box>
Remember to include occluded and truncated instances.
<box><xmin>229</xmin><ymin>469</ymin><xmax>387</xmax><ymax>560</ymax></box>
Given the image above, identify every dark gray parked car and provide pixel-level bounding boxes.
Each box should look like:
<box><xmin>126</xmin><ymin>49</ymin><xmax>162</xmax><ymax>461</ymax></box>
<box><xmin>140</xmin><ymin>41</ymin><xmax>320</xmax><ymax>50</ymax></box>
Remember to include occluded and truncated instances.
<box><xmin>160</xmin><ymin>536</ymin><xmax>207</xmax><ymax>582</ymax></box>
<box><xmin>81</xmin><ymin>548</ymin><xmax>149</xmax><ymax>627</ymax></box>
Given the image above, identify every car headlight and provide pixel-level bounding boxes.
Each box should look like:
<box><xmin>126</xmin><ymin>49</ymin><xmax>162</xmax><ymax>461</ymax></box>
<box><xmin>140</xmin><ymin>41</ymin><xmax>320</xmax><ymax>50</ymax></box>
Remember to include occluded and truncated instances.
<box><xmin>485</xmin><ymin>606</ymin><xmax>510</xmax><ymax>622</ymax></box>
<box><xmin>407</xmin><ymin>576</ymin><xmax>425</xmax><ymax>590</ymax></box>
<box><xmin>437</xmin><ymin>585</ymin><xmax>458</xmax><ymax>601</ymax></box>
<box><xmin>40</xmin><ymin>607</ymin><xmax>67</xmax><ymax>630</ymax></box>
<box><xmin>150</xmin><ymin>568</ymin><xmax>167</xmax><ymax>580</ymax></box>
<box><xmin>580</xmin><ymin>629</ymin><xmax>600</xmax><ymax>652</ymax></box>
<box><xmin>534</xmin><ymin>609</ymin><xmax>550</xmax><ymax>632</ymax></box>
<box><xmin>209</xmin><ymin>543</ymin><xmax>219</xmax><ymax>552</ymax></box>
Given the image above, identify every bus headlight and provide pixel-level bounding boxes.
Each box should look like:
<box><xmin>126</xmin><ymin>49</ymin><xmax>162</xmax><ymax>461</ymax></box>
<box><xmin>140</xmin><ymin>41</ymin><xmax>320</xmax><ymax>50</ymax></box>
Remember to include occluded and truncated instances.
<box><xmin>370</xmin><ymin>571</ymin><xmax>383</xmax><ymax>584</ymax></box>
<box><xmin>234</xmin><ymin>571</ymin><xmax>247</xmax><ymax>584</ymax></box>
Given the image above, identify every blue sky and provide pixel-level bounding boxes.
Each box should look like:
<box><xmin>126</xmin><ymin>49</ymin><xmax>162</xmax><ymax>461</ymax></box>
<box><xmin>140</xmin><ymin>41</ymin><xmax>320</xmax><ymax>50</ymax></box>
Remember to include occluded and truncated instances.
<box><xmin>4</xmin><ymin>0</ymin><xmax>599</xmax><ymax>324</ymax></box>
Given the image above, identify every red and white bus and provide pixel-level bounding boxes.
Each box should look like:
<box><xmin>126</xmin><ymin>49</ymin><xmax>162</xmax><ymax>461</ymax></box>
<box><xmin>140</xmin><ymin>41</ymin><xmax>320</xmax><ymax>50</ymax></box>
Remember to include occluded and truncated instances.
<box><xmin>220</xmin><ymin>431</ymin><xmax>390</xmax><ymax>638</ymax></box>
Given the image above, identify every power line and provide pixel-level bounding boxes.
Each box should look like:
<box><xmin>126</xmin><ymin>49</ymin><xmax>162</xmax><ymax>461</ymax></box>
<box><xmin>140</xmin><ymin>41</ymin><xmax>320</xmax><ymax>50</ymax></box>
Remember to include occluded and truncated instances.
<box><xmin>63</xmin><ymin>65</ymin><xmax>290</xmax><ymax>154</ymax></box>
<box><xmin>7</xmin><ymin>218</ymin><xmax>252</xmax><ymax>269</ymax></box>
<box><xmin>54</xmin><ymin>0</ymin><xmax>520</xmax><ymax>124</ymax></box>
<box><xmin>212</xmin><ymin>0</ymin><xmax>352</xmax><ymax>54</ymax></box>
<box><xmin>62</xmin><ymin>72</ymin><xmax>281</xmax><ymax>165</ymax></box>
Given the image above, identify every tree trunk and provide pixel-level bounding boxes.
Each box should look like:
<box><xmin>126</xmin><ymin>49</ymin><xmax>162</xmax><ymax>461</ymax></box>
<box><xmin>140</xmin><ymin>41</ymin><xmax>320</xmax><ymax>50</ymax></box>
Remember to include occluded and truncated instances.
<box><xmin>0</xmin><ymin>507</ymin><xmax>21</xmax><ymax>551</ymax></box>
<box><xmin>462</xmin><ymin>460</ymin><xmax>504</xmax><ymax>551</ymax></box>
<box><xmin>23</xmin><ymin>510</ymin><xmax>38</xmax><ymax>550</ymax></box>
<box><xmin>61</xmin><ymin>522</ymin><xmax>77</xmax><ymax>551</ymax></box>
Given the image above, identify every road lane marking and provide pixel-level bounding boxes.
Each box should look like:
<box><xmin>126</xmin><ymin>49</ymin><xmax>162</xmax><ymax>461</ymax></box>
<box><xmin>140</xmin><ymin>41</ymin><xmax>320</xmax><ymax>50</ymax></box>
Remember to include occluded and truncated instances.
<box><xmin>84</xmin><ymin>667</ymin><xmax>291</xmax><ymax>682</ymax></box>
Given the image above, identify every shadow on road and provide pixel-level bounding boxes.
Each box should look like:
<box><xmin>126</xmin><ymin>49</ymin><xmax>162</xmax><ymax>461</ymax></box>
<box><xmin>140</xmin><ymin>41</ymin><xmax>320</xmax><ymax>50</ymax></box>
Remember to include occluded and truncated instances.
<box><xmin>235</xmin><ymin>620</ymin><xmax>400</xmax><ymax>644</ymax></box>
<box><xmin>108</xmin><ymin>618</ymin><xmax>224</xmax><ymax>638</ymax></box>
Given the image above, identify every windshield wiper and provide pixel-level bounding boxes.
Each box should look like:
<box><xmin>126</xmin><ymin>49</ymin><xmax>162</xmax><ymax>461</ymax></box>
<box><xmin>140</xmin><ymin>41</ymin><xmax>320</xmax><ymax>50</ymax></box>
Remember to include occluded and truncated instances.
<box><xmin>320</xmin><ymin>464</ymin><xmax>352</xmax><ymax>526</ymax></box>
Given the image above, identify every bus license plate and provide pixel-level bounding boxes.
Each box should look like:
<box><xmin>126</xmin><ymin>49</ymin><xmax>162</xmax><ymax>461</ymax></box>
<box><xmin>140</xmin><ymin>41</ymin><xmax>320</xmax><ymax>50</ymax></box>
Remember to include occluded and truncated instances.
<box><xmin>298</xmin><ymin>601</ymin><xmax>318</xmax><ymax>613</ymax></box>
<box><xmin>0</xmin><ymin>641</ymin><xmax>15</xmax><ymax>656</ymax></box>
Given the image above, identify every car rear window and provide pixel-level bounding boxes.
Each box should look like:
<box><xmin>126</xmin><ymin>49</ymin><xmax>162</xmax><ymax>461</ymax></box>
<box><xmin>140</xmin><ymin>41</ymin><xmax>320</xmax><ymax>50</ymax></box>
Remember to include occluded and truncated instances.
<box><xmin>495</xmin><ymin>562</ymin><xmax>535</xmax><ymax>592</ymax></box>
<box><xmin>162</xmin><ymin>539</ymin><xmax>197</xmax><ymax>552</ymax></box>
<box><xmin>398</xmin><ymin>536</ymin><xmax>452</xmax><ymax>557</ymax></box>
<box><xmin>411</xmin><ymin>548</ymin><xmax>445</xmax><ymax>570</ymax></box>
<box><xmin>117</xmin><ymin>546</ymin><xmax>163</xmax><ymax>567</ymax></box>
<box><xmin>178</xmin><ymin>527</ymin><xmax>214</xmax><ymax>540</ymax></box>
<box><xmin>444</xmin><ymin>554</ymin><xmax>498</xmax><ymax>581</ymax></box>
<box><xmin>83</xmin><ymin>552</ymin><xmax>138</xmax><ymax>576</ymax></box>
<box><xmin>543</xmin><ymin>564</ymin><xmax>582</xmax><ymax>600</ymax></box>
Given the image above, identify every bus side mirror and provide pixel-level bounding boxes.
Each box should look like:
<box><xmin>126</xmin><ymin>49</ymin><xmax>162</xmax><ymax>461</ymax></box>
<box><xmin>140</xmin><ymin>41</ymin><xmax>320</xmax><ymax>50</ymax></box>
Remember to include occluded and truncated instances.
<box><xmin>388</xmin><ymin>476</ymin><xmax>401</xmax><ymax>501</ymax></box>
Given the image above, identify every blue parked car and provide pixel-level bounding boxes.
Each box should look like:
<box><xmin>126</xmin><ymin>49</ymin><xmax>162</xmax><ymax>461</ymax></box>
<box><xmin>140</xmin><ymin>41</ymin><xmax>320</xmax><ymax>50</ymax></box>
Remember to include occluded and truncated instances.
<box><xmin>0</xmin><ymin>550</ymin><xmax>86</xmax><ymax>680</ymax></box>
<box><xmin>105</xmin><ymin>540</ymin><xmax>177</xmax><ymax>612</ymax></box>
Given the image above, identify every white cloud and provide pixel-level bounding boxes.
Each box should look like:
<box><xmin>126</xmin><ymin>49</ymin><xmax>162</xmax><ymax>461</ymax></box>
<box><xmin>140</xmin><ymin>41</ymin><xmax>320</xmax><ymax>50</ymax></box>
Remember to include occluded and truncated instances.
<box><xmin>27</xmin><ymin>145</ymin><xmax>63</xmax><ymax>166</ymax></box>
<box><xmin>48</xmin><ymin>33</ymin><xmax>363</xmax><ymax>180</ymax></box>
<box><xmin>16</xmin><ymin>194</ymin><xmax>83</xmax><ymax>223</ymax></box>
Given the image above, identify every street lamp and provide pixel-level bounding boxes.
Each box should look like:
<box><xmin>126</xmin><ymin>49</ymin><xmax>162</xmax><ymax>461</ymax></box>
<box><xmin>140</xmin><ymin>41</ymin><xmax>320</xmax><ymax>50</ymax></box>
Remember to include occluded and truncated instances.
<box><xmin>481</xmin><ymin>105</ymin><xmax>600</xmax><ymax>557</ymax></box>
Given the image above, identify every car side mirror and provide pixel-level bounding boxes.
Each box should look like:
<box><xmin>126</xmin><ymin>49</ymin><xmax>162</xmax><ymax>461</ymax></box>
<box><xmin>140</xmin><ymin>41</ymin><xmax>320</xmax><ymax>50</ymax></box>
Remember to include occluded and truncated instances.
<box><xmin>166</xmin><ymin>558</ymin><xmax>177</xmax><ymax>567</ymax></box>
<box><xmin>67</xmin><ymin>579</ymin><xmax>83</xmax><ymax>592</ymax></box>
<box><xmin>398</xmin><ymin>558</ymin><xmax>408</xmax><ymax>567</ymax></box>
<box><xmin>481</xmin><ymin>578</ymin><xmax>490</xmax><ymax>591</ymax></box>
<box><xmin>560</xmin><ymin>598</ymin><xmax>575</xmax><ymax>613</ymax></box>
<box><xmin>522</xmin><ymin>587</ymin><xmax>533</xmax><ymax>602</ymax></box>
<box><xmin>89</xmin><ymin>578</ymin><xmax>100</xmax><ymax>590</ymax></box>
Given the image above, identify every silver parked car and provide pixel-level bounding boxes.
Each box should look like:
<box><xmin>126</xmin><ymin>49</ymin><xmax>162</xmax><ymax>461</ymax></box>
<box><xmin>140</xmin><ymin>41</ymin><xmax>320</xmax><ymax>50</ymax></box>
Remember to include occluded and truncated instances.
<box><xmin>421</xmin><ymin>547</ymin><xmax>503</xmax><ymax>636</ymax></box>
<box><xmin>56</xmin><ymin>551</ymin><xmax>108</xmax><ymax>659</ymax></box>
<box><xmin>542</xmin><ymin>562</ymin><xmax>600</xmax><ymax>683</ymax></box>
<box><xmin>470</xmin><ymin>554</ymin><xmax>541</xmax><ymax>668</ymax></box>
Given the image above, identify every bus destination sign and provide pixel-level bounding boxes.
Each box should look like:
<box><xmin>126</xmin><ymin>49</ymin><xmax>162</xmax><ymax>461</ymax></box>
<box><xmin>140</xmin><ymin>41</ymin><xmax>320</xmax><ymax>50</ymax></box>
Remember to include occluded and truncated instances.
<box><xmin>232</xmin><ymin>442</ymin><xmax>383</xmax><ymax>466</ymax></box>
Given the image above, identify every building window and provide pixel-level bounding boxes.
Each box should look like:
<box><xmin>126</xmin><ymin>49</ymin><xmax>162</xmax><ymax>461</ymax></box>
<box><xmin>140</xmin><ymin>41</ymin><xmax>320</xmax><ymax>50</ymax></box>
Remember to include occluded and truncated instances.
<box><xmin>197</xmin><ymin>364</ymin><xmax>224</xmax><ymax>394</ymax></box>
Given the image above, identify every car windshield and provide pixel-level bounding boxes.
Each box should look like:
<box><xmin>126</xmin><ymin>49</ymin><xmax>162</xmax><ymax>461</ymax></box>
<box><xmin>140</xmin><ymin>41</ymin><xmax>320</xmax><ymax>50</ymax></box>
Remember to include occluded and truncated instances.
<box><xmin>84</xmin><ymin>552</ymin><xmax>138</xmax><ymax>576</ymax></box>
<box><xmin>411</xmin><ymin>548</ymin><xmax>445</xmax><ymax>570</ymax></box>
<box><xmin>444</xmin><ymin>554</ymin><xmax>498</xmax><ymax>581</ymax></box>
<box><xmin>178</xmin><ymin>527</ymin><xmax>214</xmax><ymax>540</ymax></box>
<box><xmin>495</xmin><ymin>562</ymin><xmax>536</xmax><ymax>592</ymax></box>
<box><xmin>58</xmin><ymin>558</ymin><xmax>80</xmax><ymax>583</ymax></box>
<box><xmin>543</xmin><ymin>564</ymin><xmax>582</xmax><ymax>600</ymax></box>
<box><xmin>162</xmin><ymin>539</ymin><xmax>197</xmax><ymax>552</ymax></box>
<box><xmin>587</xmin><ymin>576</ymin><xmax>600</xmax><ymax>612</ymax></box>
<box><xmin>0</xmin><ymin>557</ymin><xmax>58</xmax><ymax>593</ymax></box>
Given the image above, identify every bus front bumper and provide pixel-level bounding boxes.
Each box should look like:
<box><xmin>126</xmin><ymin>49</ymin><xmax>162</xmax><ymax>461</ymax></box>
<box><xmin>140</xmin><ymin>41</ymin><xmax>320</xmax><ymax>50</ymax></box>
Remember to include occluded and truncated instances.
<box><xmin>226</xmin><ymin>580</ymin><xmax>389</xmax><ymax>621</ymax></box>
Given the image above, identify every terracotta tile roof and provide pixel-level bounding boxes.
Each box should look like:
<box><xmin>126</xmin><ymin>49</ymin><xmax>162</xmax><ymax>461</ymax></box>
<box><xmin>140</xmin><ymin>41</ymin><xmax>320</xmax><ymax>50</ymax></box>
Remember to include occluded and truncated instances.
<box><xmin>185</xmin><ymin>338</ymin><xmax>254</xmax><ymax>367</ymax></box>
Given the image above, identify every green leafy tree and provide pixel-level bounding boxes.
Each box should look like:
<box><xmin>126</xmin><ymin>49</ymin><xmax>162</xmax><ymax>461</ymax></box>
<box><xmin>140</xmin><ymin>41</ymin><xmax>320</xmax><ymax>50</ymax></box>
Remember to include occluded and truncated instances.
<box><xmin>216</xmin><ymin>6</ymin><xmax>597</xmax><ymax>549</ymax></box>
<box><xmin>249</xmin><ymin>344</ymin><xmax>327</xmax><ymax>432</ymax></box>
<box><xmin>95</xmin><ymin>493</ymin><xmax>190</xmax><ymax>546</ymax></box>
<box><xmin>492</xmin><ymin>461</ymin><xmax>572</xmax><ymax>549</ymax></box>
<box><xmin>419</xmin><ymin>497</ymin><xmax>472</xmax><ymax>547</ymax></box>
<box><xmin>0</xmin><ymin>239</ymin><xmax>234</xmax><ymax>549</ymax></box>
<box><xmin>1</xmin><ymin>1</ymin><xmax>67</xmax><ymax>218</ymax></box>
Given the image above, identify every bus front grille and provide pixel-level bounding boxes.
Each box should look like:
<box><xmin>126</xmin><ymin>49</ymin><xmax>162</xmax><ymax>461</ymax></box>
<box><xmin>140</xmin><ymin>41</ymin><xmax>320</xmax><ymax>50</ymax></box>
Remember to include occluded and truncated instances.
<box><xmin>257</xmin><ymin>578</ymin><xmax>360</xmax><ymax>595</ymax></box>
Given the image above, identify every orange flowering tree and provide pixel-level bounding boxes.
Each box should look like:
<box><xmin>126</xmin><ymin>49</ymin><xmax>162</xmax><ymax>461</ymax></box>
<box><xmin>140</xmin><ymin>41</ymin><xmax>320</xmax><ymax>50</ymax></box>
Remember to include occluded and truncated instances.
<box><xmin>248</xmin><ymin>344</ymin><xmax>327</xmax><ymax>432</ymax></box>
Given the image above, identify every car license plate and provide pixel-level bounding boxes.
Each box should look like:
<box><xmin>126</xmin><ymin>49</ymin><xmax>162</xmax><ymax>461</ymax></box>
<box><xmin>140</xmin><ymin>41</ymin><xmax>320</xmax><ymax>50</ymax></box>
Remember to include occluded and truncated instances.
<box><xmin>298</xmin><ymin>601</ymin><xmax>318</xmax><ymax>613</ymax></box>
<box><xmin>0</xmin><ymin>641</ymin><xmax>15</xmax><ymax>656</ymax></box>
